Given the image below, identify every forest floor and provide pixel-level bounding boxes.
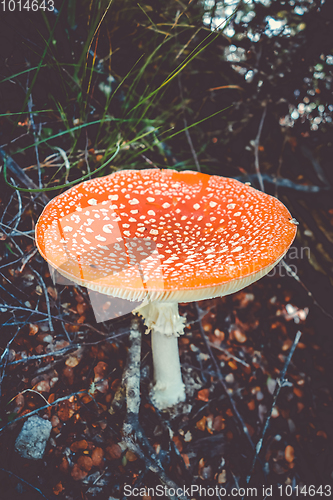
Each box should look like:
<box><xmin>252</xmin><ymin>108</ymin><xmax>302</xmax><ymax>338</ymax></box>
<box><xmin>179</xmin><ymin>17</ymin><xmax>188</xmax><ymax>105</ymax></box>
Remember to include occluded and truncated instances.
<box><xmin>0</xmin><ymin>178</ymin><xmax>332</xmax><ymax>499</ymax></box>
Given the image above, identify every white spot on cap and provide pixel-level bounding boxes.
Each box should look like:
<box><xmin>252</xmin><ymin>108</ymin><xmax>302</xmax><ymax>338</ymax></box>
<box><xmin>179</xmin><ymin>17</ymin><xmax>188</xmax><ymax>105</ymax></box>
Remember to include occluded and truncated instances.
<box><xmin>193</xmin><ymin>203</ymin><xmax>200</xmax><ymax>210</ymax></box>
<box><xmin>147</xmin><ymin>197</ymin><xmax>155</xmax><ymax>202</ymax></box>
<box><xmin>103</xmin><ymin>224</ymin><xmax>113</xmax><ymax>233</ymax></box>
<box><xmin>95</xmin><ymin>235</ymin><xmax>107</xmax><ymax>242</ymax></box>
<box><xmin>63</xmin><ymin>226</ymin><xmax>73</xmax><ymax>232</ymax></box>
<box><xmin>129</xmin><ymin>198</ymin><xmax>139</xmax><ymax>205</ymax></box>
<box><xmin>227</xmin><ymin>203</ymin><xmax>236</xmax><ymax>209</ymax></box>
<box><xmin>108</xmin><ymin>194</ymin><xmax>118</xmax><ymax>201</ymax></box>
<box><xmin>82</xmin><ymin>237</ymin><xmax>91</xmax><ymax>245</ymax></box>
<box><xmin>209</xmin><ymin>201</ymin><xmax>217</xmax><ymax>208</ymax></box>
<box><xmin>148</xmin><ymin>210</ymin><xmax>155</xmax><ymax>216</ymax></box>
<box><xmin>162</xmin><ymin>203</ymin><xmax>171</xmax><ymax>209</ymax></box>
<box><xmin>234</xmin><ymin>212</ymin><xmax>242</xmax><ymax>217</ymax></box>
<box><xmin>88</xmin><ymin>198</ymin><xmax>97</xmax><ymax>205</ymax></box>
<box><xmin>231</xmin><ymin>246</ymin><xmax>243</xmax><ymax>252</ymax></box>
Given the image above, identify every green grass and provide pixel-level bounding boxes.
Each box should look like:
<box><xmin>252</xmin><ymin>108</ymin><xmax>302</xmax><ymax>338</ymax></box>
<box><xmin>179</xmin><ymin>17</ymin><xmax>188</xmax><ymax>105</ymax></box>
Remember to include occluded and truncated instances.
<box><xmin>1</xmin><ymin>0</ymin><xmax>237</xmax><ymax>196</ymax></box>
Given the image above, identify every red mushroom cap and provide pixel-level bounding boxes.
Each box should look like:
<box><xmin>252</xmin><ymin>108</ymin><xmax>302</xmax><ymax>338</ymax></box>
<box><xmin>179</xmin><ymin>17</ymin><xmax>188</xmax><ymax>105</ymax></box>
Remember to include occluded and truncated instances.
<box><xmin>35</xmin><ymin>169</ymin><xmax>297</xmax><ymax>302</ymax></box>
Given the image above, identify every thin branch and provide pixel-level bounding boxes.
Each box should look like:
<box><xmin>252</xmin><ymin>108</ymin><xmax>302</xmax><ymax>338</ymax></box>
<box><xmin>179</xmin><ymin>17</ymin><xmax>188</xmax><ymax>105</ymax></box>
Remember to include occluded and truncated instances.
<box><xmin>28</xmin><ymin>93</ymin><xmax>42</xmax><ymax>188</ymax></box>
<box><xmin>121</xmin><ymin>318</ymin><xmax>189</xmax><ymax>500</ymax></box>
<box><xmin>253</xmin><ymin>106</ymin><xmax>266</xmax><ymax>192</ymax></box>
<box><xmin>0</xmin><ymin>149</ymin><xmax>49</xmax><ymax>205</ymax></box>
<box><xmin>0</xmin><ymin>468</ymin><xmax>48</xmax><ymax>499</ymax></box>
<box><xmin>178</xmin><ymin>74</ymin><xmax>201</xmax><ymax>172</ymax></box>
<box><xmin>246</xmin><ymin>330</ymin><xmax>302</xmax><ymax>485</ymax></box>
<box><xmin>208</xmin><ymin>341</ymin><xmax>250</xmax><ymax>368</ymax></box>
<box><xmin>196</xmin><ymin>304</ymin><xmax>256</xmax><ymax>452</ymax></box>
<box><xmin>0</xmin><ymin>390</ymin><xmax>85</xmax><ymax>434</ymax></box>
<box><xmin>281</xmin><ymin>260</ymin><xmax>333</xmax><ymax>322</ymax></box>
<box><xmin>30</xmin><ymin>267</ymin><xmax>54</xmax><ymax>333</ymax></box>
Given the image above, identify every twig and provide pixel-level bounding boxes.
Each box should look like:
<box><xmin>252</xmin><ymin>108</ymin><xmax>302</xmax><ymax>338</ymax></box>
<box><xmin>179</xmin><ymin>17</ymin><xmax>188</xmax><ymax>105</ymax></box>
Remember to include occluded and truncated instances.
<box><xmin>0</xmin><ymin>149</ymin><xmax>49</xmax><ymax>205</ymax></box>
<box><xmin>30</xmin><ymin>267</ymin><xmax>54</xmax><ymax>333</ymax></box>
<box><xmin>0</xmin><ymin>223</ymin><xmax>35</xmax><ymax>240</ymax></box>
<box><xmin>0</xmin><ymin>326</ymin><xmax>23</xmax><ymax>398</ymax></box>
<box><xmin>234</xmin><ymin>173</ymin><xmax>329</xmax><ymax>193</ymax></box>
<box><xmin>28</xmin><ymin>93</ymin><xmax>42</xmax><ymax>188</ymax></box>
<box><xmin>54</xmin><ymin>146</ymin><xmax>70</xmax><ymax>184</ymax></box>
<box><xmin>123</xmin><ymin>318</ymin><xmax>141</xmax><ymax>417</ymax></box>
<box><xmin>196</xmin><ymin>304</ymin><xmax>256</xmax><ymax>452</ymax></box>
<box><xmin>253</xmin><ymin>106</ymin><xmax>266</xmax><ymax>192</ymax></box>
<box><xmin>122</xmin><ymin>318</ymin><xmax>189</xmax><ymax>500</ymax></box>
<box><xmin>0</xmin><ymin>468</ymin><xmax>48</xmax><ymax>499</ymax></box>
<box><xmin>85</xmin><ymin>130</ymin><xmax>92</xmax><ymax>179</ymax></box>
<box><xmin>18</xmin><ymin>248</ymin><xmax>38</xmax><ymax>272</ymax></box>
<box><xmin>208</xmin><ymin>341</ymin><xmax>250</xmax><ymax>368</ymax></box>
<box><xmin>281</xmin><ymin>260</ymin><xmax>333</xmax><ymax>322</ymax></box>
<box><xmin>0</xmin><ymin>390</ymin><xmax>85</xmax><ymax>434</ymax></box>
<box><xmin>245</xmin><ymin>330</ymin><xmax>302</xmax><ymax>485</ymax></box>
<box><xmin>177</xmin><ymin>74</ymin><xmax>201</xmax><ymax>172</ymax></box>
<box><xmin>3</xmin><ymin>343</ymin><xmax>82</xmax><ymax>367</ymax></box>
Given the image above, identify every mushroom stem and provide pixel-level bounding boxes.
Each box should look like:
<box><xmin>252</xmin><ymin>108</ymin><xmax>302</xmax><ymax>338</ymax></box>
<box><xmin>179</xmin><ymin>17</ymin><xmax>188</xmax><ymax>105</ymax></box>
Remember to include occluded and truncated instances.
<box><xmin>134</xmin><ymin>301</ymin><xmax>186</xmax><ymax>409</ymax></box>
<box><xmin>150</xmin><ymin>329</ymin><xmax>185</xmax><ymax>409</ymax></box>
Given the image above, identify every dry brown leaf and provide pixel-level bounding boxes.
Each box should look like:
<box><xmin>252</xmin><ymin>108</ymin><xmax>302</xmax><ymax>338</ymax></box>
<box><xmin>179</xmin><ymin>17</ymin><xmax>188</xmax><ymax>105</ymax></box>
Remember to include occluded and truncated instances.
<box><xmin>285</xmin><ymin>445</ymin><xmax>295</xmax><ymax>463</ymax></box>
<box><xmin>47</xmin><ymin>287</ymin><xmax>58</xmax><ymax>300</ymax></box>
<box><xmin>29</xmin><ymin>323</ymin><xmax>39</xmax><ymax>335</ymax></box>
<box><xmin>91</xmin><ymin>447</ymin><xmax>104</xmax><ymax>467</ymax></box>
<box><xmin>212</xmin><ymin>415</ymin><xmax>225</xmax><ymax>432</ymax></box>
<box><xmin>59</xmin><ymin>457</ymin><xmax>69</xmax><ymax>473</ymax></box>
<box><xmin>196</xmin><ymin>416</ymin><xmax>207</xmax><ymax>431</ymax></box>
<box><xmin>57</xmin><ymin>401</ymin><xmax>74</xmax><ymax>421</ymax></box>
<box><xmin>172</xmin><ymin>436</ymin><xmax>183</xmax><ymax>452</ymax></box>
<box><xmin>70</xmin><ymin>440</ymin><xmax>88</xmax><ymax>452</ymax></box>
<box><xmin>77</xmin><ymin>455</ymin><xmax>93</xmax><ymax>472</ymax></box>
<box><xmin>181</xmin><ymin>453</ymin><xmax>190</xmax><ymax>468</ymax></box>
<box><xmin>65</xmin><ymin>355</ymin><xmax>80</xmax><ymax>368</ymax></box>
<box><xmin>71</xmin><ymin>463</ymin><xmax>87</xmax><ymax>481</ymax></box>
<box><xmin>94</xmin><ymin>361</ymin><xmax>108</xmax><ymax>382</ymax></box>
<box><xmin>53</xmin><ymin>482</ymin><xmax>64</xmax><ymax>495</ymax></box>
<box><xmin>106</xmin><ymin>444</ymin><xmax>122</xmax><ymax>460</ymax></box>
<box><xmin>125</xmin><ymin>450</ymin><xmax>137</xmax><ymax>462</ymax></box>
<box><xmin>197</xmin><ymin>388</ymin><xmax>210</xmax><ymax>402</ymax></box>
<box><xmin>62</xmin><ymin>366</ymin><xmax>74</xmax><ymax>385</ymax></box>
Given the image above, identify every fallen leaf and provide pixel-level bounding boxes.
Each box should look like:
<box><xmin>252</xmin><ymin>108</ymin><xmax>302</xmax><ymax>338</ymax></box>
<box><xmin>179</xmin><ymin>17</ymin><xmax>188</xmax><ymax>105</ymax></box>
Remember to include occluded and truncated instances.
<box><xmin>172</xmin><ymin>436</ymin><xmax>183</xmax><ymax>452</ymax></box>
<box><xmin>285</xmin><ymin>445</ymin><xmax>295</xmax><ymax>463</ymax></box>
<box><xmin>196</xmin><ymin>416</ymin><xmax>207</xmax><ymax>431</ymax></box>
<box><xmin>53</xmin><ymin>482</ymin><xmax>64</xmax><ymax>495</ymax></box>
<box><xmin>91</xmin><ymin>447</ymin><xmax>104</xmax><ymax>467</ymax></box>
<box><xmin>94</xmin><ymin>361</ymin><xmax>108</xmax><ymax>382</ymax></box>
<box><xmin>106</xmin><ymin>444</ymin><xmax>122</xmax><ymax>460</ymax></box>
<box><xmin>77</xmin><ymin>455</ymin><xmax>93</xmax><ymax>472</ymax></box>
<box><xmin>197</xmin><ymin>388</ymin><xmax>210</xmax><ymax>402</ymax></box>
<box><xmin>70</xmin><ymin>440</ymin><xmax>88</xmax><ymax>452</ymax></box>
<box><xmin>71</xmin><ymin>463</ymin><xmax>87</xmax><ymax>481</ymax></box>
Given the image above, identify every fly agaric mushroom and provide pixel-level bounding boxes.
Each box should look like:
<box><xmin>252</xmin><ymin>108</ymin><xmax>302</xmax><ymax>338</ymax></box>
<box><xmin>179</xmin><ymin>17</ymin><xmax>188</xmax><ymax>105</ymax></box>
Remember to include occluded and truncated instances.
<box><xmin>35</xmin><ymin>169</ymin><xmax>297</xmax><ymax>409</ymax></box>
